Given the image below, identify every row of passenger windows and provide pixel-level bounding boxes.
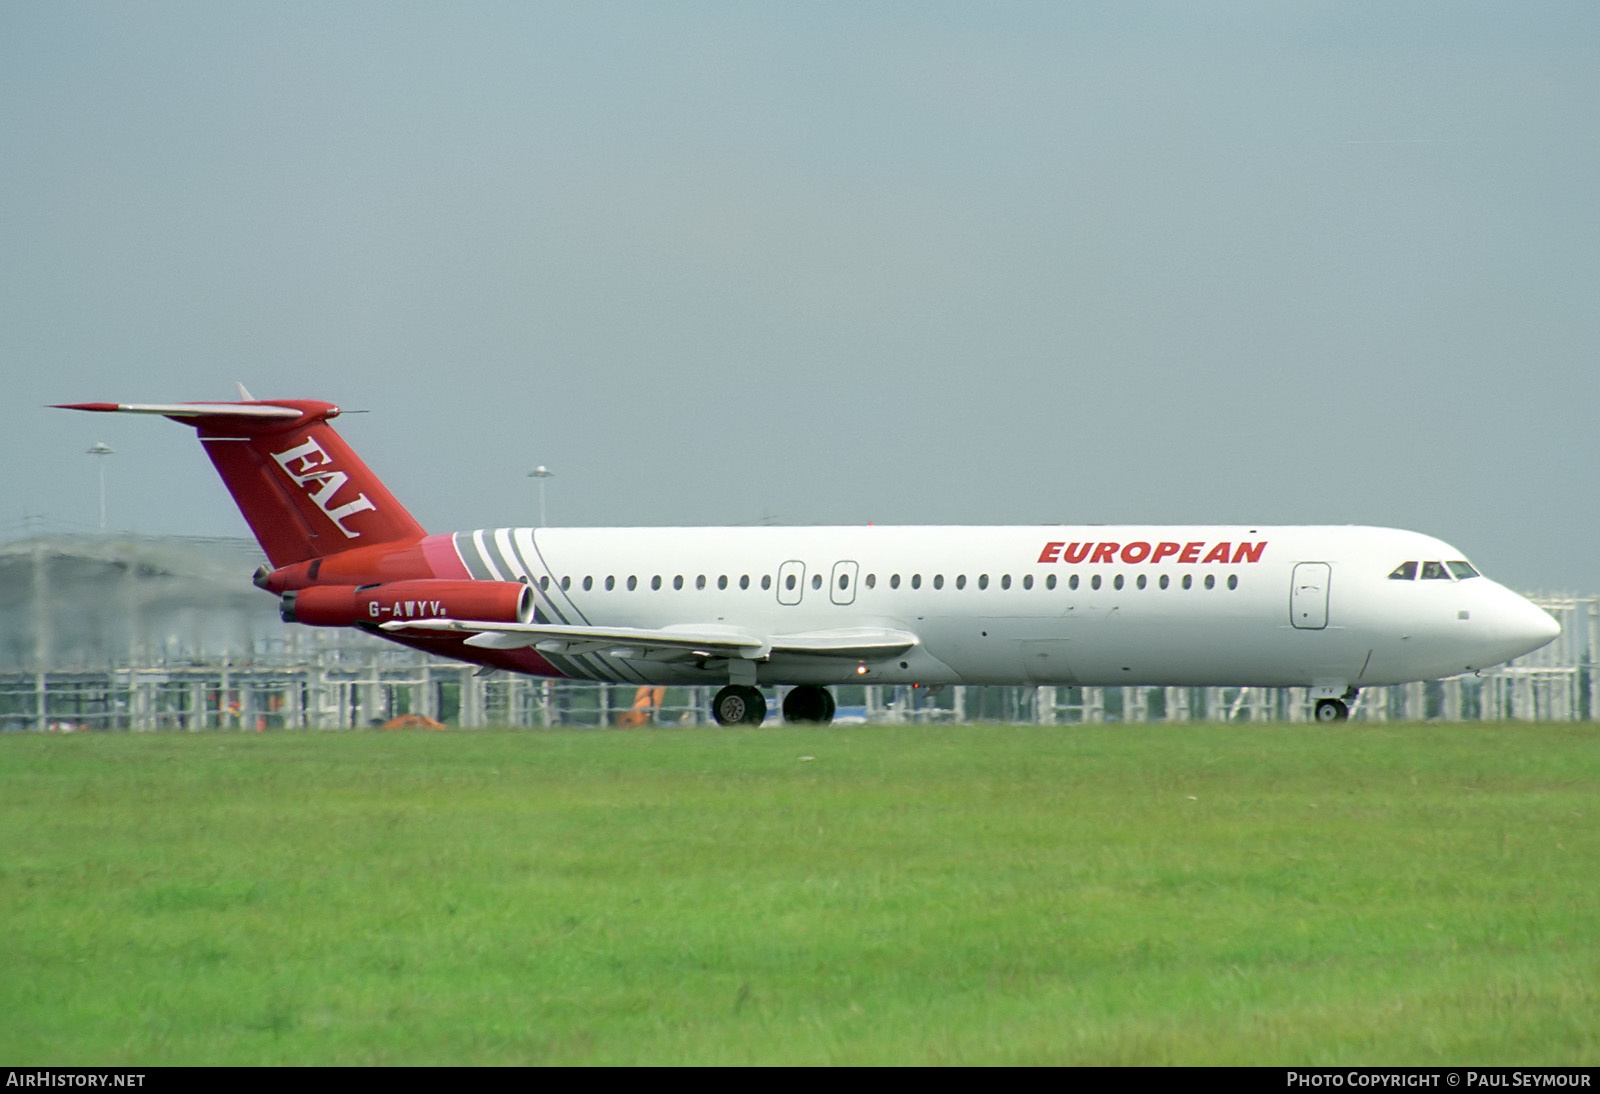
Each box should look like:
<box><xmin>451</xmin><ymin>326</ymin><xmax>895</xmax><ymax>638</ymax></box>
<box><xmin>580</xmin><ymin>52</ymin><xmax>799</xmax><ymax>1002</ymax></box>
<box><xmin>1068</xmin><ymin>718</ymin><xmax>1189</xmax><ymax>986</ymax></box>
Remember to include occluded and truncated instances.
<box><xmin>537</xmin><ymin>571</ymin><xmax>1244</xmax><ymax>593</ymax></box>
<box><xmin>1388</xmin><ymin>560</ymin><xmax>1481</xmax><ymax>581</ymax></box>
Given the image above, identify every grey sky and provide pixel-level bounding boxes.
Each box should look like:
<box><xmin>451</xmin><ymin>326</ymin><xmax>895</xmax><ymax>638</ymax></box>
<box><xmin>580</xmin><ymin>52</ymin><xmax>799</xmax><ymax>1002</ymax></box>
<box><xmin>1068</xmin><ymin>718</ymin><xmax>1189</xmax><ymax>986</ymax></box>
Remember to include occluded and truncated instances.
<box><xmin>4</xmin><ymin>2</ymin><xmax>1597</xmax><ymax>592</ymax></box>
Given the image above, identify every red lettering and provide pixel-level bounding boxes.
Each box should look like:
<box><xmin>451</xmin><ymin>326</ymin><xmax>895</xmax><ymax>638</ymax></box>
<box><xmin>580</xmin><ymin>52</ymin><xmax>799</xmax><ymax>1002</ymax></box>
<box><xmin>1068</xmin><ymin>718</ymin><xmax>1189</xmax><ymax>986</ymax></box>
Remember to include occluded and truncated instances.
<box><xmin>1090</xmin><ymin>542</ymin><xmax>1119</xmax><ymax>564</ymax></box>
<box><xmin>1179</xmin><ymin>542</ymin><xmax>1203</xmax><ymax>563</ymax></box>
<box><xmin>1062</xmin><ymin>542</ymin><xmax>1091</xmax><ymax>564</ymax></box>
<box><xmin>1038</xmin><ymin>541</ymin><xmax>1064</xmax><ymax>564</ymax></box>
<box><xmin>1202</xmin><ymin>542</ymin><xmax>1232</xmax><ymax>564</ymax></box>
<box><xmin>1232</xmin><ymin>541</ymin><xmax>1266</xmax><ymax>564</ymax></box>
<box><xmin>1152</xmin><ymin>541</ymin><xmax>1180</xmax><ymax>563</ymax></box>
<box><xmin>1121</xmin><ymin>541</ymin><xmax>1151</xmax><ymax>564</ymax></box>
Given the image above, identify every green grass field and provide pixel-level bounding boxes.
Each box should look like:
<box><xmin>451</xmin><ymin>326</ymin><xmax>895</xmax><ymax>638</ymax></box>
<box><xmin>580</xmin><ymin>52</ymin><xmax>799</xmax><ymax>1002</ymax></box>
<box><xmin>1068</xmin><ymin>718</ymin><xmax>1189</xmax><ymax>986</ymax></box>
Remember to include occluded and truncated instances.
<box><xmin>2</xmin><ymin>723</ymin><xmax>1597</xmax><ymax>1065</ymax></box>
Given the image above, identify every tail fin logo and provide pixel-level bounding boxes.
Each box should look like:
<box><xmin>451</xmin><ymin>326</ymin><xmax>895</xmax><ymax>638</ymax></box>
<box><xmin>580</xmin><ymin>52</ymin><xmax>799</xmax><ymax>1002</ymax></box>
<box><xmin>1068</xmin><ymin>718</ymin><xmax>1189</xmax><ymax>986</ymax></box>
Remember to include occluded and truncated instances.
<box><xmin>271</xmin><ymin>436</ymin><xmax>377</xmax><ymax>538</ymax></box>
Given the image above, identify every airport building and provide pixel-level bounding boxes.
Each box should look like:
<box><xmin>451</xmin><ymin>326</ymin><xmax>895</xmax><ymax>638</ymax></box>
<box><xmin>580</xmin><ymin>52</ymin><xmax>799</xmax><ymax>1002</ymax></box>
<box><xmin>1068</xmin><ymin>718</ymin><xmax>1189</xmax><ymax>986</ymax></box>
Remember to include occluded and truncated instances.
<box><xmin>2</xmin><ymin>533</ymin><xmax>1594</xmax><ymax>731</ymax></box>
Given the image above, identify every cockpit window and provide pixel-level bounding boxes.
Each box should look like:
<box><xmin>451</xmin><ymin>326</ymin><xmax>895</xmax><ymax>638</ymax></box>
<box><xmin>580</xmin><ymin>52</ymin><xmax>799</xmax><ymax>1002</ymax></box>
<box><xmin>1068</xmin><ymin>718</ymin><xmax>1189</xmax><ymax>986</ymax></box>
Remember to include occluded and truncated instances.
<box><xmin>1447</xmin><ymin>561</ymin><xmax>1480</xmax><ymax>579</ymax></box>
<box><xmin>1420</xmin><ymin>561</ymin><xmax>1451</xmax><ymax>580</ymax></box>
<box><xmin>1388</xmin><ymin>562</ymin><xmax>1417</xmax><ymax>580</ymax></box>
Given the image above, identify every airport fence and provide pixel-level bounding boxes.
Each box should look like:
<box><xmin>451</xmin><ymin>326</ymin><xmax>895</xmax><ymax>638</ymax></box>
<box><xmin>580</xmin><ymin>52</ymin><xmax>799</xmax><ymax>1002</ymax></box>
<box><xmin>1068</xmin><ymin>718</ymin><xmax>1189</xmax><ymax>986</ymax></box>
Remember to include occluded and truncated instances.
<box><xmin>3</xmin><ymin>595</ymin><xmax>1593</xmax><ymax>730</ymax></box>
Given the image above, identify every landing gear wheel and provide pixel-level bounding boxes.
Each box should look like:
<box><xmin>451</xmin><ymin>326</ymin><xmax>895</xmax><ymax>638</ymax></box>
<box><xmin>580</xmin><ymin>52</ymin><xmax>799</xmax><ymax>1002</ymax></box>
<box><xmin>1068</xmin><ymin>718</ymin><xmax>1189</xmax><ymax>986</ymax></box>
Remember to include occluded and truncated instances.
<box><xmin>782</xmin><ymin>685</ymin><xmax>836</xmax><ymax>725</ymax></box>
<box><xmin>1314</xmin><ymin>698</ymin><xmax>1349</xmax><ymax>723</ymax></box>
<box><xmin>712</xmin><ymin>685</ymin><xmax>767</xmax><ymax>727</ymax></box>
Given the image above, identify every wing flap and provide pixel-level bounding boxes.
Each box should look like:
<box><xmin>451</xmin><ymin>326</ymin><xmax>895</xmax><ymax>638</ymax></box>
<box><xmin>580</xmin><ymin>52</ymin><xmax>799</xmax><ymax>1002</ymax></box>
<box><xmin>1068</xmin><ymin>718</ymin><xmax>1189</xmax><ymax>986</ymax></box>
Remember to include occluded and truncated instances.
<box><xmin>385</xmin><ymin>619</ymin><xmax>918</xmax><ymax>663</ymax></box>
<box><xmin>386</xmin><ymin>619</ymin><xmax>770</xmax><ymax>659</ymax></box>
<box><xmin>770</xmin><ymin>628</ymin><xmax>919</xmax><ymax>659</ymax></box>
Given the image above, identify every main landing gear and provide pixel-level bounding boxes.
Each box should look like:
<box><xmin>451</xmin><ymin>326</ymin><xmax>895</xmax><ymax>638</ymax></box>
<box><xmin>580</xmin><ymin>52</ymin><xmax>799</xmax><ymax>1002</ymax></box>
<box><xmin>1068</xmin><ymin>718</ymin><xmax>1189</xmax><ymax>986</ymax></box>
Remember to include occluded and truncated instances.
<box><xmin>710</xmin><ymin>684</ymin><xmax>837</xmax><ymax>726</ymax></box>
<box><xmin>712</xmin><ymin>685</ymin><xmax>767</xmax><ymax>727</ymax></box>
<box><xmin>781</xmin><ymin>685</ymin><xmax>835</xmax><ymax>725</ymax></box>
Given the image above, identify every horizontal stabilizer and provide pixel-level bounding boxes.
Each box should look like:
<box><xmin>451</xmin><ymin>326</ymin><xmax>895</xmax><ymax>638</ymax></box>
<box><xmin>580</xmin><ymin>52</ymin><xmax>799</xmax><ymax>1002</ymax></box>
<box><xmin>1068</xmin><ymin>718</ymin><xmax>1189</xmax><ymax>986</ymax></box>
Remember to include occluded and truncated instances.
<box><xmin>53</xmin><ymin>402</ymin><xmax>304</xmax><ymax>419</ymax></box>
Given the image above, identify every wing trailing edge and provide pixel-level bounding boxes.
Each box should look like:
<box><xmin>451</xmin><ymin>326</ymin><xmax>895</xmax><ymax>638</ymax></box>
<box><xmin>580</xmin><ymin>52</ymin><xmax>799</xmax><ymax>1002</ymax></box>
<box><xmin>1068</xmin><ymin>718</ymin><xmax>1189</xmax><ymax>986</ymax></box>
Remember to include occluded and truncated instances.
<box><xmin>381</xmin><ymin>619</ymin><xmax>919</xmax><ymax>663</ymax></box>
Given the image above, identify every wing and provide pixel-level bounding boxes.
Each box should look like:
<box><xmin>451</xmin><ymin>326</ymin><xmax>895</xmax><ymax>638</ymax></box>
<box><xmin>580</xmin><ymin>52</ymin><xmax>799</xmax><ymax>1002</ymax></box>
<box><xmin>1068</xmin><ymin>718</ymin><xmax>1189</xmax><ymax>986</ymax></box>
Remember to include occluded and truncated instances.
<box><xmin>380</xmin><ymin>619</ymin><xmax>918</xmax><ymax>663</ymax></box>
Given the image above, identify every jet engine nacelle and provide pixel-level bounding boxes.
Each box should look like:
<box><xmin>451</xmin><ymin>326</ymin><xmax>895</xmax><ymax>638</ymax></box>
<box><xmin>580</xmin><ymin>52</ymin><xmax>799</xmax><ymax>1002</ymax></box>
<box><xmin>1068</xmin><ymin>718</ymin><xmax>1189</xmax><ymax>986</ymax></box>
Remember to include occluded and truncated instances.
<box><xmin>281</xmin><ymin>580</ymin><xmax>534</xmax><ymax>627</ymax></box>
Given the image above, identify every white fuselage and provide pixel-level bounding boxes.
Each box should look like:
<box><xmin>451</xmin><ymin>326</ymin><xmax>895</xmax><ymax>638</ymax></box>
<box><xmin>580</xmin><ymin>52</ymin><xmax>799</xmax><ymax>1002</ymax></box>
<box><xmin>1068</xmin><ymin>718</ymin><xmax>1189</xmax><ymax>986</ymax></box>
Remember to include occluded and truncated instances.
<box><xmin>449</xmin><ymin>524</ymin><xmax>1558</xmax><ymax>691</ymax></box>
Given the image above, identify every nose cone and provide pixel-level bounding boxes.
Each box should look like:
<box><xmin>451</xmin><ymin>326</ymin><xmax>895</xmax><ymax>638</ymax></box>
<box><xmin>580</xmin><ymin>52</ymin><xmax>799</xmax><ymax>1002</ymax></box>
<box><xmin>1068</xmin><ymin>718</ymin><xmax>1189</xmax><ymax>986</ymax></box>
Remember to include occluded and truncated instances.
<box><xmin>1499</xmin><ymin>595</ymin><xmax>1561</xmax><ymax>659</ymax></box>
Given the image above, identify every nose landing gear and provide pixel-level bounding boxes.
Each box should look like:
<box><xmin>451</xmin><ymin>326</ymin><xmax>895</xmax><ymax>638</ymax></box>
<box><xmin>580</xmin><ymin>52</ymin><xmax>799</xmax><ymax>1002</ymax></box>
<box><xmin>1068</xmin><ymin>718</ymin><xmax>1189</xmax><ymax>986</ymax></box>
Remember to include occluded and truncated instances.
<box><xmin>1313</xmin><ymin>687</ymin><xmax>1358</xmax><ymax>723</ymax></box>
<box><xmin>1314</xmin><ymin>698</ymin><xmax>1349</xmax><ymax>723</ymax></box>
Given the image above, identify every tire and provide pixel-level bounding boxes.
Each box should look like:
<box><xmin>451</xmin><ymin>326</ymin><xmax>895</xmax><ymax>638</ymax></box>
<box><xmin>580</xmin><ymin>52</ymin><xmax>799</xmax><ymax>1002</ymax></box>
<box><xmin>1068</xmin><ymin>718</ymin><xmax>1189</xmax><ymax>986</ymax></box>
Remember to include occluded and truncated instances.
<box><xmin>782</xmin><ymin>685</ymin><xmax>835</xmax><ymax>725</ymax></box>
<box><xmin>1315</xmin><ymin>698</ymin><xmax>1348</xmax><ymax>723</ymax></box>
<box><xmin>713</xmin><ymin>685</ymin><xmax>766</xmax><ymax>727</ymax></box>
<box><xmin>713</xmin><ymin>686</ymin><xmax>748</xmax><ymax>726</ymax></box>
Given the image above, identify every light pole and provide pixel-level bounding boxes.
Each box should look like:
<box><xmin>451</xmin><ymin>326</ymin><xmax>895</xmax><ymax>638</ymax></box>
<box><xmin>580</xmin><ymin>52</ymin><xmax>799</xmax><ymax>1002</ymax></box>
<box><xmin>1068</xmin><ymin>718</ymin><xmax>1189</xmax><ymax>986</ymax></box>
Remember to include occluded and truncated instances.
<box><xmin>527</xmin><ymin>466</ymin><xmax>553</xmax><ymax>527</ymax></box>
<box><xmin>87</xmin><ymin>442</ymin><xmax>114</xmax><ymax>531</ymax></box>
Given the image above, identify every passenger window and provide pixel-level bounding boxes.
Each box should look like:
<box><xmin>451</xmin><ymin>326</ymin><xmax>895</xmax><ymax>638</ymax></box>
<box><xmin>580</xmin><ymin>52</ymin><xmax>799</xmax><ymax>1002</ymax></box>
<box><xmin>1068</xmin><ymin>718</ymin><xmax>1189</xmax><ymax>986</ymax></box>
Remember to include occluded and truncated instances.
<box><xmin>1228</xmin><ymin>574</ymin><xmax>1238</xmax><ymax>590</ymax></box>
<box><xmin>865</xmin><ymin>573</ymin><xmax>876</xmax><ymax>589</ymax></box>
<box><xmin>838</xmin><ymin>573</ymin><xmax>849</xmax><ymax>590</ymax></box>
<box><xmin>1000</xmin><ymin>574</ymin><xmax>1010</xmax><ymax>590</ymax></box>
<box><xmin>1420</xmin><ymin>561</ymin><xmax>1450</xmax><ymax>580</ymax></box>
<box><xmin>652</xmin><ymin>576</ymin><xmax>662</xmax><ymax>591</ymax></box>
<box><xmin>812</xmin><ymin>574</ymin><xmax>822</xmax><ymax>590</ymax></box>
<box><xmin>890</xmin><ymin>574</ymin><xmax>901</xmax><ymax>589</ymax></box>
<box><xmin>1182</xmin><ymin>575</ymin><xmax>1192</xmax><ymax>590</ymax></box>
<box><xmin>1022</xmin><ymin>575</ymin><xmax>1033</xmax><ymax>590</ymax></box>
<box><xmin>1159</xmin><ymin>574</ymin><xmax>1169</xmax><ymax>590</ymax></box>
<box><xmin>786</xmin><ymin>574</ymin><xmax>797</xmax><ymax>591</ymax></box>
<box><xmin>1067</xmin><ymin>574</ymin><xmax>1077</xmax><ymax>590</ymax></box>
<box><xmin>978</xmin><ymin>574</ymin><xmax>989</xmax><ymax>590</ymax></box>
<box><xmin>560</xmin><ymin>576</ymin><xmax>571</xmax><ymax>591</ymax></box>
<box><xmin>1447</xmin><ymin>561</ymin><xmax>1480</xmax><ymax>580</ymax></box>
<box><xmin>934</xmin><ymin>575</ymin><xmax>945</xmax><ymax>590</ymax></box>
<box><xmin>718</xmin><ymin>575</ymin><xmax>728</xmax><ymax>590</ymax></box>
<box><xmin>1091</xmin><ymin>575</ymin><xmax>1102</xmax><ymax>590</ymax></box>
<box><xmin>583</xmin><ymin>576</ymin><xmax>593</xmax><ymax>592</ymax></box>
<box><xmin>605</xmin><ymin>575</ymin><xmax>615</xmax><ymax>591</ymax></box>
<box><xmin>1136</xmin><ymin>574</ymin><xmax>1147</xmax><ymax>590</ymax></box>
<box><xmin>696</xmin><ymin>575</ymin><xmax>706</xmax><ymax>590</ymax></box>
<box><xmin>1205</xmin><ymin>574</ymin><xmax>1215</xmax><ymax>590</ymax></box>
<box><xmin>1113</xmin><ymin>575</ymin><xmax>1124</xmax><ymax>590</ymax></box>
<box><xmin>1046</xmin><ymin>574</ymin><xmax>1057</xmax><ymax>590</ymax></box>
<box><xmin>955</xmin><ymin>575</ymin><xmax>966</xmax><ymax>590</ymax></box>
<box><xmin>627</xmin><ymin>576</ymin><xmax>638</xmax><ymax>591</ymax></box>
<box><xmin>760</xmin><ymin>575</ymin><xmax>770</xmax><ymax>590</ymax></box>
<box><xmin>673</xmin><ymin>575</ymin><xmax>684</xmax><ymax>591</ymax></box>
<box><xmin>539</xmin><ymin>576</ymin><xmax>550</xmax><ymax>591</ymax></box>
<box><xmin>1389</xmin><ymin>562</ymin><xmax>1418</xmax><ymax>581</ymax></box>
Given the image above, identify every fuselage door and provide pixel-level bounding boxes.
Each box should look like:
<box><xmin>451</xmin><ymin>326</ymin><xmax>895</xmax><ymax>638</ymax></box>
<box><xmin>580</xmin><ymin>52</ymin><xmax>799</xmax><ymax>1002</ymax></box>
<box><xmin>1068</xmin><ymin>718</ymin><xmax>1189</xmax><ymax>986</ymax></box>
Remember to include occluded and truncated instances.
<box><xmin>830</xmin><ymin>560</ymin><xmax>859</xmax><ymax>606</ymax></box>
<box><xmin>777</xmin><ymin>560</ymin><xmax>806</xmax><ymax>606</ymax></box>
<box><xmin>1291</xmin><ymin>562</ymin><xmax>1331</xmax><ymax>630</ymax></box>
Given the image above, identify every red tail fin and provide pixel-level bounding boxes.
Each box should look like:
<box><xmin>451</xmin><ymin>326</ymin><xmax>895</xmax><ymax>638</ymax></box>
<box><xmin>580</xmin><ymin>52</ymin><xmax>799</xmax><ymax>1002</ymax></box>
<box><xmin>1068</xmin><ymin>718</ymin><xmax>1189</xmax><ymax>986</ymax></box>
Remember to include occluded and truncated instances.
<box><xmin>55</xmin><ymin>399</ymin><xmax>426</xmax><ymax>567</ymax></box>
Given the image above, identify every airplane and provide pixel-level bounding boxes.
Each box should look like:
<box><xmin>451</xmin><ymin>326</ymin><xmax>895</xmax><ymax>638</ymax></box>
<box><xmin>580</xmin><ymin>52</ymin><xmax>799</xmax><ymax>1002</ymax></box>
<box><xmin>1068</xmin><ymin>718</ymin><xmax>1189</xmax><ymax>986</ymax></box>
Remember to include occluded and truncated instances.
<box><xmin>55</xmin><ymin>395</ymin><xmax>1561</xmax><ymax>725</ymax></box>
